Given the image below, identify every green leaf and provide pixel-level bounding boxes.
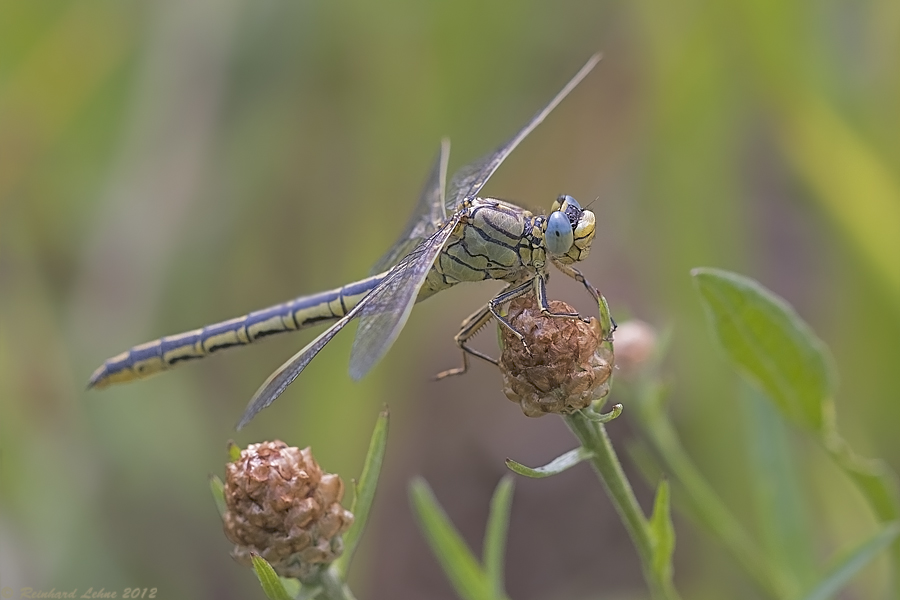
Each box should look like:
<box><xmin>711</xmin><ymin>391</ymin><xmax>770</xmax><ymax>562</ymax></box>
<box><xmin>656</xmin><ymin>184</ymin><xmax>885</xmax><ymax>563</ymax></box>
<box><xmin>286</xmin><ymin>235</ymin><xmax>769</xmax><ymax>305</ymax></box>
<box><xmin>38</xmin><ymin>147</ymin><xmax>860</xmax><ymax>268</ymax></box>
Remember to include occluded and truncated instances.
<box><xmin>584</xmin><ymin>403</ymin><xmax>623</xmax><ymax>423</ymax></box>
<box><xmin>209</xmin><ymin>474</ymin><xmax>227</xmax><ymax>520</ymax></box>
<box><xmin>692</xmin><ymin>268</ymin><xmax>835</xmax><ymax>432</ymax></box>
<box><xmin>505</xmin><ymin>447</ymin><xmax>594</xmax><ymax>478</ymax></box>
<box><xmin>250</xmin><ymin>553</ymin><xmax>295</xmax><ymax>600</ymax></box>
<box><xmin>824</xmin><ymin>433</ymin><xmax>900</xmax><ymax>523</ymax></box>
<box><xmin>742</xmin><ymin>385</ymin><xmax>815</xmax><ymax>595</ymax></box>
<box><xmin>692</xmin><ymin>269</ymin><xmax>900</xmax><ymax>549</ymax></box>
<box><xmin>335</xmin><ymin>408</ymin><xmax>389</xmax><ymax>577</ymax></box>
<box><xmin>598</xmin><ymin>292</ymin><xmax>614</xmax><ymax>347</ymax></box>
<box><xmin>227</xmin><ymin>440</ymin><xmax>242</xmax><ymax>462</ymax></box>
<box><xmin>296</xmin><ymin>583</ymin><xmax>321</xmax><ymax>600</ymax></box>
<box><xmin>648</xmin><ymin>479</ymin><xmax>675</xmax><ymax>583</ymax></box>
<box><xmin>410</xmin><ymin>478</ymin><xmax>495</xmax><ymax>600</ymax></box>
<box><xmin>800</xmin><ymin>522</ymin><xmax>900</xmax><ymax>600</ymax></box>
<box><xmin>483</xmin><ymin>477</ymin><xmax>514</xmax><ymax>599</ymax></box>
<box><xmin>280</xmin><ymin>578</ymin><xmax>302</xmax><ymax>599</ymax></box>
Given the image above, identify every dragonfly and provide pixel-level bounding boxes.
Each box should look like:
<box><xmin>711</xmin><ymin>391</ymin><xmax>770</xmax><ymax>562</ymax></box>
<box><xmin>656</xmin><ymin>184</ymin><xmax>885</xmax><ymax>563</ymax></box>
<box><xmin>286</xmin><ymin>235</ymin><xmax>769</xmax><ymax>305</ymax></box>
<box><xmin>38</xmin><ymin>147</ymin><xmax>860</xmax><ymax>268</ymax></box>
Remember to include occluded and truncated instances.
<box><xmin>89</xmin><ymin>54</ymin><xmax>603</xmax><ymax>429</ymax></box>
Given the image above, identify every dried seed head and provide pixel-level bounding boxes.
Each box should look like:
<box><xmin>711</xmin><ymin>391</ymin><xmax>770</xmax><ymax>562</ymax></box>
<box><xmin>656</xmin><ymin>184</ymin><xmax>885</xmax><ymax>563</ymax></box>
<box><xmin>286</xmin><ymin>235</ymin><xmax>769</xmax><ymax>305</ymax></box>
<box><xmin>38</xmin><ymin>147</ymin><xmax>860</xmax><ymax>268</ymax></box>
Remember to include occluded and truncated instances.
<box><xmin>499</xmin><ymin>296</ymin><xmax>614</xmax><ymax>417</ymax></box>
<box><xmin>223</xmin><ymin>440</ymin><xmax>354</xmax><ymax>581</ymax></box>
<box><xmin>611</xmin><ymin>320</ymin><xmax>658</xmax><ymax>376</ymax></box>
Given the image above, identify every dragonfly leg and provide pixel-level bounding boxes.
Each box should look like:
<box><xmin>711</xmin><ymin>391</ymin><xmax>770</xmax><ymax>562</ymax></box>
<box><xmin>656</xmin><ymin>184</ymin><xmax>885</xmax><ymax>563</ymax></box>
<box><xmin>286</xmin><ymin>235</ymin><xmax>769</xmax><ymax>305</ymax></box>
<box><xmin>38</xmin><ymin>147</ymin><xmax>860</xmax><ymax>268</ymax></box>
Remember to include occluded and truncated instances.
<box><xmin>487</xmin><ymin>279</ymin><xmax>536</xmax><ymax>351</ymax></box>
<box><xmin>553</xmin><ymin>262</ymin><xmax>600</xmax><ymax>303</ymax></box>
<box><xmin>434</xmin><ymin>304</ymin><xmax>497</xmax><ymax>379</ymax></box>
<box><xmin>435</xmin><ymin>279</ymin><xmax>534</xmax><ymax>379</ymax></box>
<box><xmin>553</xmin><ymin>262</ymin><xmax>617</xmax><ymax>332</ymax></box>
<box><xmin>534</xmin><ymin>273</ymin><xmax>586</xmax><ymax>322</ymax></box>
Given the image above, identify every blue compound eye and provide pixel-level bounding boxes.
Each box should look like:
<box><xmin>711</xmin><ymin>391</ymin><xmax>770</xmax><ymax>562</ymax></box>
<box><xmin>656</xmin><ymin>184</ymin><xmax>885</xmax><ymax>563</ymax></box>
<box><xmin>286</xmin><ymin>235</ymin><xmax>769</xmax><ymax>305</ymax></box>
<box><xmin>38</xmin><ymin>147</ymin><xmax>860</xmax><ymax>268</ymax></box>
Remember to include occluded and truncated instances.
<box><xmin>546</xmin><ymin>211</ymin><xmax>574</xmax><ymax>255</ymax></box>
<box><xmin>561</xmin><ymin>194</ymin><xmax>581</xmax><ymax>211</ymax></box>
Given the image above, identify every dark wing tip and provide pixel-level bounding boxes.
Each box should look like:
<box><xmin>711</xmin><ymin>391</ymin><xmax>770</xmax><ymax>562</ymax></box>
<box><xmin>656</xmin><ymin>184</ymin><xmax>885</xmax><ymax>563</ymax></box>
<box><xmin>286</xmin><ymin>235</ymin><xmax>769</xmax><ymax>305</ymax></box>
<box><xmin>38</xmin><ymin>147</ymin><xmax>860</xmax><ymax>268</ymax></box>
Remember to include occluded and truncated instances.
<box><xmin>236</xmin><ymin>389</ymin><xmax>273</xmax><ymax>430</ymax></box>
<box><xmin>86</xmin><ymin>365</ymin><xmax>107</xmax><ymax>390</ymax></box>
<box><xmin>235</xmin><ymin>399</ymin><xmax>263</xmax><ymax>430</ymax></box>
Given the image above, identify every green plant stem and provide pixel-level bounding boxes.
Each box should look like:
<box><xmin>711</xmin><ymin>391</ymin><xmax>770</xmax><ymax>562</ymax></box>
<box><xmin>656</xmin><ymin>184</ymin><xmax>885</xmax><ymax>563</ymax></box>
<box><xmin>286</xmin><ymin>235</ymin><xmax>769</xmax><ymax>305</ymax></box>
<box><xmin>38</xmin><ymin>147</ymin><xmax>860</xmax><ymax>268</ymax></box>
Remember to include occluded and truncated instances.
<box><xmin>564</xmin><ymin>410</ymin><xmax>681</xmax><ymax>600</ymax></box>
<box><xmin>635</xmin><ymin>402</ymin><xmax>791</xmax><ymax>599</ymax></box>
<box><xmin>624</xmin><ymin>376</ymin><xmax>796</xmax><ymax>599</ymax></box>
<box><xmin>318</xmin><ymin>567</ymin><xmax>357</xmax><ymax>600</ymax></box>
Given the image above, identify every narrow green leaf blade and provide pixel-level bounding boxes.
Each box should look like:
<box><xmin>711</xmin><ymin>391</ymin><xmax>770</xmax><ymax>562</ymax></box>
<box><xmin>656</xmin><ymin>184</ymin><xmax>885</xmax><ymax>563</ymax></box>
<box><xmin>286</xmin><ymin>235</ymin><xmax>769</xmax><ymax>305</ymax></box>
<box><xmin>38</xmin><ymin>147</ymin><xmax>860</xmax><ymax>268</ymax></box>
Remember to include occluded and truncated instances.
<box><xmin>410</xmin><ymin>478</ymin><xmax>493</xmax><ymax>600</ymax></box>
<box><xmin>505</xmin><ymin>447</ymin><xmax>594</xmax><ymax>478</ymax></box>
<box><xmin>250</xmin><ymin>553</ymin><xmax>295</xmax><ymax>600</ymax></box>
<box><xmin>648</xmin><ymin>479</ymin><xmax>675</xmax><ymax>583</ymax></box>
<box><xmin>825</xmin><ymin>435</ymin><xmax>900</xmax><ymax>523</ymax></box>
<box><xmin>598</xmin><ymin>292</ymin><xmax>614</xmax><ymax>348</ymax></box>
<box><xmin>692</xmin><ymin>268</ymin><xmax>835</xmax><ymax>432</ymax></box>
<box><xmin>336</xmin><ymin>408</ymin><xmax>389</xmax><ymax>577</ymax></box>
<box><xmin>280</xmin><ymin>578</ymin><xmax>302</xmax><ymax>599</ymax></box>
<box><xmin>801</xmin><ymin>522</ymin><xmax>900</xmax><ymax>600</ymax></box>
<box><xmin>296</xmin><ymin>582</ymin><xmax>321</xmax><ymax>600</ymax></box>
<box><xmin>227</xmin><ymin>440</ymin><xmax>242</xmax><ymax>462</ymax></box>
<box><xmin>483</xmin><ymin>476</ymin><xmax>514</xmax><ymax>598</ymax></box>
<box><xmin>742</xmin><ymin>385</ymin><xmax>815</xmax><ymax>595</ymax></box>
<box><xmin>209</xmin><ymin>474</ymin><xmax>227</xmax><ymax>520</ymax></box>
<box><xmin>585</xmin><ymin>403</ymin><xmax>623</xmax><ymax>424</ymax></box>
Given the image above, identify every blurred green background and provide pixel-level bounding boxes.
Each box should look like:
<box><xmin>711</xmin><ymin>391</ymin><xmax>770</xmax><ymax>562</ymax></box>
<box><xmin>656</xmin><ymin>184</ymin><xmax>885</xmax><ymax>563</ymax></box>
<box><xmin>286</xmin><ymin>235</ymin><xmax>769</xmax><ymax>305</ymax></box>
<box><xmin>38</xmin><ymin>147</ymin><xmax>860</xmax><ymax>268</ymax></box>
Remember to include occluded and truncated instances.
<box><xmin>1</xmin><ymin>0</ymin><xmax>899</xmax><ymax>598</ymax></box>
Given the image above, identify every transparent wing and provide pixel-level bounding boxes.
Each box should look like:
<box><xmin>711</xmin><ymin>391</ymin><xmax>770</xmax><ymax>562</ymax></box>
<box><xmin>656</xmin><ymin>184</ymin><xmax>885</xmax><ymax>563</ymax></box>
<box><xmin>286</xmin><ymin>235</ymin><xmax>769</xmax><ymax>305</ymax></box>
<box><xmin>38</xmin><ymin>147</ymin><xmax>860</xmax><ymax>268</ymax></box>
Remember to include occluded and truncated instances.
<box><xmin>349</xmin><ymin>214</ymin><xmax>461</xmax><ymax>380</ymax></box>
<box><xmin>369</xmin><ymin>139</ymin><xmax>450</xmax><ymax>275</ymax></box>
<box><xmin>237</xmin><ymin>215</ymin><xmax>461</xmax><ymax>429</ymax></box>
<box><xmin>445</xmin><ymin>54</ymin><xmax>601</xmax><ymax>213</ymax></box>
<box><xmin>237</xmin><ymin>310</ymin><xmax>356</xmax><ymax>429</ymax></box>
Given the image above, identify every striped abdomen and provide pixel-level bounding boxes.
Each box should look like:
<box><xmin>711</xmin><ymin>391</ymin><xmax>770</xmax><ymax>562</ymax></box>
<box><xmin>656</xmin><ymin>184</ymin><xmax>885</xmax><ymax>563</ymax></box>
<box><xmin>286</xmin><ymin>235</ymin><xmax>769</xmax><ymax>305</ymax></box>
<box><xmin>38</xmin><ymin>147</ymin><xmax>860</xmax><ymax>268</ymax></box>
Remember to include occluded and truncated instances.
<box><xmin>88</xmin><ymin>273</ymin><xmax>386</xmax><ymax>389</ymax></box>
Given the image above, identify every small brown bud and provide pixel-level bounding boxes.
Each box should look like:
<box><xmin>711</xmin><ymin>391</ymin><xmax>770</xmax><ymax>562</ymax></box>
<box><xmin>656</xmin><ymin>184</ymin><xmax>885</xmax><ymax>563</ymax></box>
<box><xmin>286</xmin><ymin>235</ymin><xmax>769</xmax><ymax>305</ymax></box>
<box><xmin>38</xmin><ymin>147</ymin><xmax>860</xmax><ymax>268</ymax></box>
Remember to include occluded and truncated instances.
<box><xmin>612</xmin><ymin>320</ymin><xmax>658</xmax><ymax>376</ymax></box>
<box><xmin>499</xmin><ymin>296</ymin><xmax>614</xmax><ymax>417</ymax></box>
<box><xmin>223</xmin><ymin>441</ymin><xmax>354</xmax><ymax>581</ymax></box>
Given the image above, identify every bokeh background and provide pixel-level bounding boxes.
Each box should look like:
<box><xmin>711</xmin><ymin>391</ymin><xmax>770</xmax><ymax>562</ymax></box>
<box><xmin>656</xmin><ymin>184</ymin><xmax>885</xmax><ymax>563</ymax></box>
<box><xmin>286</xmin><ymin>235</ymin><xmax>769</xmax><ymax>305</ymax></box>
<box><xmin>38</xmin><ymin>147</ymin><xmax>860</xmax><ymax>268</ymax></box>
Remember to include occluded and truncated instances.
<box><xmin>2</xmin><ymin>1</ymin><xmax>899</xmax><ymax>598</ymax></box>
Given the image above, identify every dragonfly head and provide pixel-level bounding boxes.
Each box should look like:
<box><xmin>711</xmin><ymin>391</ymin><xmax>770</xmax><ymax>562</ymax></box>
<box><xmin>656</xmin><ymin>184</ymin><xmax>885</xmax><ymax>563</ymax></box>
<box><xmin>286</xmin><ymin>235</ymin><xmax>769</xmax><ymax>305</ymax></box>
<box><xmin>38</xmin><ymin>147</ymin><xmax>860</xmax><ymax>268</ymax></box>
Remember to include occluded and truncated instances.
<box><xmin>546</xmin><ymin>195</ymin><xmax>595</xmax><ymax>264</ymax></box>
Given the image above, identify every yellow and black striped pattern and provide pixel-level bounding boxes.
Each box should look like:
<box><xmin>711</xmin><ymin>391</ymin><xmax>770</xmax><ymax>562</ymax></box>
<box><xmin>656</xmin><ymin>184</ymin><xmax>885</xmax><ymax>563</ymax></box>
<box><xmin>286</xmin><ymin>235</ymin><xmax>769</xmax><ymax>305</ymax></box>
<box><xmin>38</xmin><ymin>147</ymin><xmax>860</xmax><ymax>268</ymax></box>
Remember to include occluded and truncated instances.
<box><xmin>88</xmin><ymin>273</ymin><xmax>385</xmax><ymax>388</ymax></box>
